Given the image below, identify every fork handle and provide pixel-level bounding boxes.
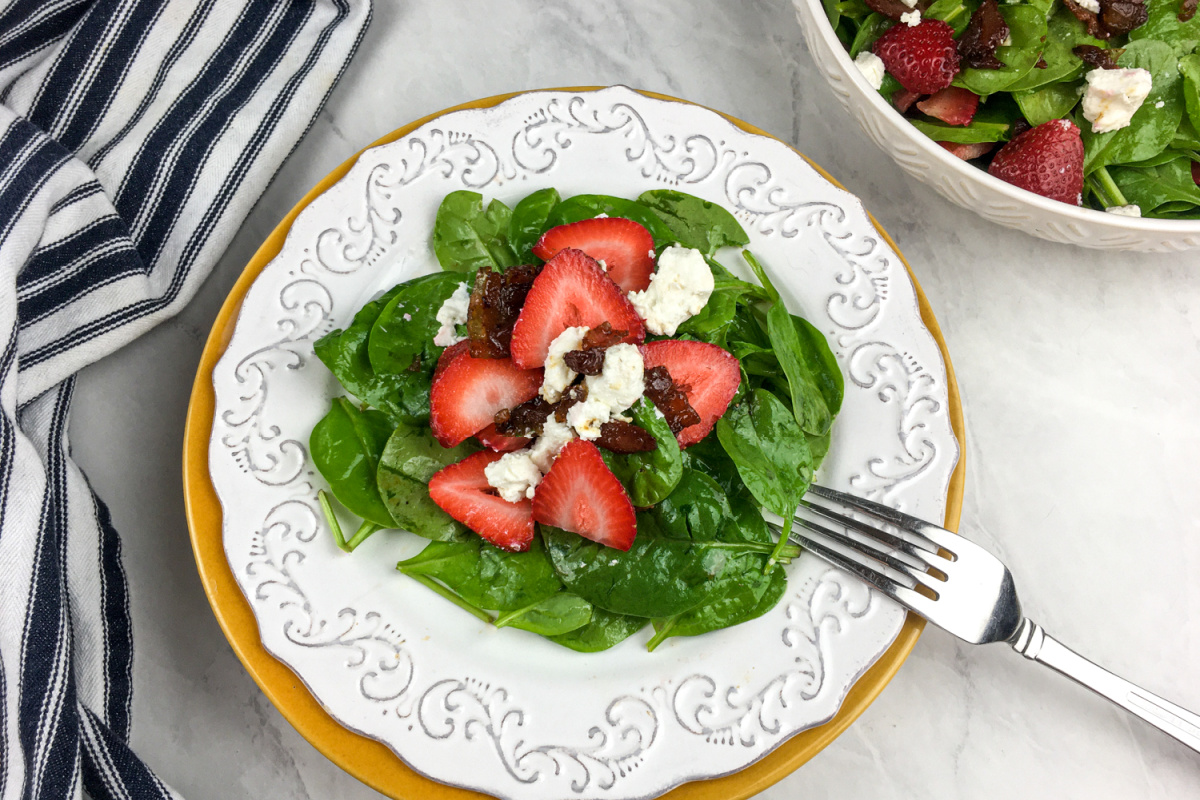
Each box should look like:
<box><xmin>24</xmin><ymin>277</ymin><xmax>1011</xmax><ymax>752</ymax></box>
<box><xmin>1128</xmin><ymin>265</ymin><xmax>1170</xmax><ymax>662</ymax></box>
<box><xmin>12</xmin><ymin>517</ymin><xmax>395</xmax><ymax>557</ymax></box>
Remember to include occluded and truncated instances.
<box><xmin>1010</xmin><ymin>618</ymin><xmax>1200</xmax><ymax>754</ymax></box>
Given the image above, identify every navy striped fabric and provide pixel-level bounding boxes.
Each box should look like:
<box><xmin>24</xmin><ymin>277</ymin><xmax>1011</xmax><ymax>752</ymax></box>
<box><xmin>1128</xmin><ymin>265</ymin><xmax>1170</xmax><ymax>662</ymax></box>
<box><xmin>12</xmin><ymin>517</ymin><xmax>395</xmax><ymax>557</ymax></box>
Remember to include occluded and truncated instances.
<box><xmin>0</xmin><ymin>1</ymin><xmax>371</xmax><ymax>797</ymax></box>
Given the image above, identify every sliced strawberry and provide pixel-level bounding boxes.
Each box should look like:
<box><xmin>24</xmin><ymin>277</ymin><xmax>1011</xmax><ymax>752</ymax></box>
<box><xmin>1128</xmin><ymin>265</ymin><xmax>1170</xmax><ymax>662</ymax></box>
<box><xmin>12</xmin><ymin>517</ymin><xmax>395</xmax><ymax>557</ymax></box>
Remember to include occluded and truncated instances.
<box><xmin>428</xmin><ymin>451</ymin><xmax>534</xmax><ymax>551</ymax></box>
<box><xmin>429</xmin><ymin>347</ymin><xmax>543</xmax><ymax>447</ymax></box>
<box><xmin>532</xmin><ymin>218</ymin><xmax>656</xmax><ymax>293</ymax></box>
<box><xmin>476</xmin><ymin>423</ymin><xmax>530</xmax><ymax>452</ymax></box>
<box><xmin>938</xmin><ymin>141</ymin><xmax>995</xmax><ymax>160</ymax></box>
<box><xmin>873</xmin><ymin>19</ymin><xmax>960</xmax><ymax>95</ymax></box>
<box><xmin>893</xmin><ymin>88</ymin><xmax>922</xmax><ymax>113</ymax></box>
<box><xmin>509</xmin><ymin>248</ymin><xmax>645</xmax><ymax>369</ymax></box>
<box><xmin>641</xmin><ymin>340</ymin><xmax>741</xmax><ymax>448</ymax></box>
<box><xmin>531</xmin><ymin>440</ymin><xmax>637</xmax><ymax>551</ymax></box>
<box><xmin>916</xmin><ymin>87</ymin><xmax>979</xmax><ymax>126</ymax></box>
<box><xmin>987</xmin><ymin>119</ymin><xmax>1084</xmax><ymax>206</ymax></box>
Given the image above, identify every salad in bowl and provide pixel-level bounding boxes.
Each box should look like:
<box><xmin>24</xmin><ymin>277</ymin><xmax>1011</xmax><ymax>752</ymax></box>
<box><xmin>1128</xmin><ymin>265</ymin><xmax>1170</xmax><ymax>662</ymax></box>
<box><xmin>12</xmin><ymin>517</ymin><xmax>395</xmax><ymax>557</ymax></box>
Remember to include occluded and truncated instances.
<box><xmin>310</xmin><ymin>187</ymin><xmax>843</xmax><ymax>652</ymax></box>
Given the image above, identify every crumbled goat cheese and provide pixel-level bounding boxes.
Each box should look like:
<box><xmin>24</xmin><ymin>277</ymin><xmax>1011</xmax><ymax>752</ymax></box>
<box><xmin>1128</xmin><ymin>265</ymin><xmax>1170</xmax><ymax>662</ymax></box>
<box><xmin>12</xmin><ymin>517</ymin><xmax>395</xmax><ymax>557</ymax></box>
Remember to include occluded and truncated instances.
<box><xmin>540</xmin><ymin>326</ymin><xmax>588</xmax><ymax>403</ymax></box>
<box><xmin>1155</xmin><ymin>100</ymin><xmax>1165</xmax><ymax>109</ymax></box>
<box><xmin>568</xmin><ymin>344</ymin><xmax>646</xmax><ymax>439</ymax></box>
<box><xmin>854</xmin><ymin>51</ymin><xmax>886</xmax><ymax>91</ymax></box>
<box><xmin>900</xmin><ymin>9</ymin><xmax>921</xmax><ymax>25</ymax></box>
<box><xmin>1076</xmin><ymin>0</ymin><xmax>1100</xmax><ymax>11</ymax></box>
<box><xmin>529</xmin><ymin>418</ymin><xmax>576</xmax><ymax>472</ymax></box>
<box><xmin>1082</xmin><ymin>68</ymin><xmax>1152</xmax><ymax>134</ymax></box>
<box><xmin>900</xmin><ymin>0</ymin><xmax>919</xmax><ymax>8</ymax></box>
<box><xmin>433</xmin><ymin>282</ymin><xmax>471</xmax><ymax>347</ymax></box>
<box><xmin>484</xmin><ymin>450</ymin><xmax>542</xmax><ymax>502</ymax></box>
<box><xmin>628</xmin><ymin>246</ymin><xmax>714</xmax><ymax>336</ymax></box>
<box><xmin>1105</xmin><ymin>204</ymin><xmax>1142</xmax><ymax>217</ymax></box>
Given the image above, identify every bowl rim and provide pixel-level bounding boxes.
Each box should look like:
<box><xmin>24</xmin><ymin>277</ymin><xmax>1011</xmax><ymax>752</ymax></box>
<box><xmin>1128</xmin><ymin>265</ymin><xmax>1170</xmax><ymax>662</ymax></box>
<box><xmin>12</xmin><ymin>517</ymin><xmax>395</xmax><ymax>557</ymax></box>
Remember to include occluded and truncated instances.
<box><xmin>182</xmin><ymin>86</ymin><xmax>968</xmax><ymax>800</ymax></box>
<box><xmin>795</xmin><ymin>0</ymin><xmax>1200</xmax><ymax>233</ymax></box>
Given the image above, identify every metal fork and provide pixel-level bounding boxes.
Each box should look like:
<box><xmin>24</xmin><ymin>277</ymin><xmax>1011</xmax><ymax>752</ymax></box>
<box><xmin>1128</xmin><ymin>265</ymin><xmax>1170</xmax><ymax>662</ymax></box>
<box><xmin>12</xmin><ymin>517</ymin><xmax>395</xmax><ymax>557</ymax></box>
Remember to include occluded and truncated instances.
<box><xmin>766</xmin><ymin>484</ymin><xmax>1200</xmax><ymax>754</ymax></box>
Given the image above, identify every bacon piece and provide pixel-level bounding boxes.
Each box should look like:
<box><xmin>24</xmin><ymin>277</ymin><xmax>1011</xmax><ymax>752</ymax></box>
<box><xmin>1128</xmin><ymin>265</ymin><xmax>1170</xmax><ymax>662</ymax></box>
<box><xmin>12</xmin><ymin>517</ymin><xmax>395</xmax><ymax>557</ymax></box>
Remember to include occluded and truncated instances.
<box><xmin>1063</xmin><ymin>0</ymin><xmax>1109</xmax><ymax>38</ymax></box>
<box><xmin>580</xmin><ymin>322</ymin><xmax>629</xmax><ymax>350</ymax></box>
<box><xmin>594</xmin><ymin>421</ymin><xmax>658</xmax><ymax>453</ymax></box>
<box><xmin>957</xmin><ymin>0</ymin><xmax>1009</xmax><ymax>69</ymax></box>
<box><xmin>642</xmin><ymin>366</ymin><xmax>701</xmax><ymax>435</ymax></box>
<box><xmin>1073</xmin><ymin>44</ymin><xmax>1121</xmax><ymax>70</ymax></box>
<box><xmin>467</xmin><ymin>264</ymin><xmax>542</xmax><ymax>358</ymax></box>
<box><xmin>494</xmin><ymin>396</ymin><xmax>555</xmax><ymax>437</ymax></box>
<box><xmin>864</xmin><ymin>0</ymin><xmax>931</xmax><ymax>20</ymax></box>
<box><xmin>562</xmin><ymin>348</ymin><xmax>606</xmax><ymax>375</ymax></box>
<box><xmin>1182</xmin><ymin>0</ymin><xmax>1198</xmax><ymax>22</ymax></box>
<box><xmin>1100</xmin><ymin>0</ymin><xmax>1148</xmax><ymax>34</ymax></box>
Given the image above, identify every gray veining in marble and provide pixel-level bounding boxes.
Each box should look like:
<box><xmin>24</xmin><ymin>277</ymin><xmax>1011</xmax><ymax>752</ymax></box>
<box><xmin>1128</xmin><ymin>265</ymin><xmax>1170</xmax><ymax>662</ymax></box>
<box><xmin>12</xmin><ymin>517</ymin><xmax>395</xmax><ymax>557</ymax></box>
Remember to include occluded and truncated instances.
<box><xmin>67</xmin><ymin>1</ymin><xmax>1200</xmax><ymax>798</ymax></box>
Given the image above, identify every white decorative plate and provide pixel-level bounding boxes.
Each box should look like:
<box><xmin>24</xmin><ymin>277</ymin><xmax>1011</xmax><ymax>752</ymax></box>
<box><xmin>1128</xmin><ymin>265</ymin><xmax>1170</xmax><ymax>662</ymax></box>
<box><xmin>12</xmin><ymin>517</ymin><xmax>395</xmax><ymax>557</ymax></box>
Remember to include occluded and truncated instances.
<box><xmin>209</xmin><ymin>86</ymin><xmax>959</xmax><ymax>800</ymax></box>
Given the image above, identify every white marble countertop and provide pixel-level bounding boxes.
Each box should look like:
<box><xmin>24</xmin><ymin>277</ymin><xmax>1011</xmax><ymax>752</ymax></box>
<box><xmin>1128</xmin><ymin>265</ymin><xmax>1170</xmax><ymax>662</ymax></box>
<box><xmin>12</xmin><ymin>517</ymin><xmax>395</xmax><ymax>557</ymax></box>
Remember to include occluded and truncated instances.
<box><xmin>67</xmin><ymin>1</ymin><xmax>1200</xmax><ymax>798</ymax></box>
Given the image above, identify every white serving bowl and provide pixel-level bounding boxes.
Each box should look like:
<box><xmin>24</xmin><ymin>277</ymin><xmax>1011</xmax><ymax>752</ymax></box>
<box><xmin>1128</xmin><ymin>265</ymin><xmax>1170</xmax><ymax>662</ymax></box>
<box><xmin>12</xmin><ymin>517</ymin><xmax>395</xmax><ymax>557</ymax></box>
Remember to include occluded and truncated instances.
<box><xmin>792</xmin><ymin>0</ymin><xmax>1200</xmax><ymax>252</ymax></box>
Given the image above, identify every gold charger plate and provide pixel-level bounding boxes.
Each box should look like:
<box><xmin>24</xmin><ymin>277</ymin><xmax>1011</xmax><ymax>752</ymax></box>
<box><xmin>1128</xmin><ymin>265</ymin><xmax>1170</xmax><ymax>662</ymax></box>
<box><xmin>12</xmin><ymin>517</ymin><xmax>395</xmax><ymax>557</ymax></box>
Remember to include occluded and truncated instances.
<box><xmin>183</xmin><ymin>87</ymin><xmax>966</xmax><ymax>800</ymax></box>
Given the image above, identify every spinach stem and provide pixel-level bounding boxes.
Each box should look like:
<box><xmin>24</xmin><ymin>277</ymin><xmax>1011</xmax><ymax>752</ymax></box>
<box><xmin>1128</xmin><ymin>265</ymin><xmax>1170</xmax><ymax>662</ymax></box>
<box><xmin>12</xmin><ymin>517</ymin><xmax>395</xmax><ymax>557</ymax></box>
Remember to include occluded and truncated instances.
<box><xmin>493</xmin><ymin>602</ymin><xmax>539</xmax><ymax>629</ymax></box>
<box><xmin>766</xmin><ymin>513</ymin><xmax>797</xmax><ymax>573</ymax></box>
<box><xmin>317</xmin><ymin>490</ymin><xmax>350</xmax><ymax>552</ymax></box>
<box><xmin>345</xmin><ymin>520</ymin><xmax>383</xmax><ymax>552</ymax></box>
<box><xmin>1092</xmin><ymin>166</ymin><xmax>1128</xmax><ymax>208</ymax></box>
<box><xmin>646</xmin><ymin>619</ymin><xmax>678</xmax><ymax>652</ymax></box>
<box><xmin>404</xmin><ymin>573</ymin><xmax>494</xmax><ymax>624</ymax></box>
<box><xmin>940</xmin><ymin>2</ymin><xmax>967</xmax><ymax>28</ymax></box>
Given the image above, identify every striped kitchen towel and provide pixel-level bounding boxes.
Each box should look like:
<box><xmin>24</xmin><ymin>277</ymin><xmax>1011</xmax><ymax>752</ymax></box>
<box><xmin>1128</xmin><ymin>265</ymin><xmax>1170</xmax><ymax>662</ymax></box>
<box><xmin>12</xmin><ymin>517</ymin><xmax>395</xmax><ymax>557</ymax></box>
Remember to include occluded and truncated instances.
<box><xmin>0</xmin><ymin>1</ymin><xmax>371</xmax><ymax>797</ymax></box>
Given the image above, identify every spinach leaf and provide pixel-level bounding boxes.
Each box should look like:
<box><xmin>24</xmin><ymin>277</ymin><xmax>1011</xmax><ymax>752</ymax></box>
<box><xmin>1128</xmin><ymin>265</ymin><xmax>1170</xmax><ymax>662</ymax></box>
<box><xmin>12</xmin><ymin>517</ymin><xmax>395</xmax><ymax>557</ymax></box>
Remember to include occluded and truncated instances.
<box><xmin>1181</xmin><ymin>54</ymin><xmax>1200</xmax><ymax>135</ymax></box>
<box><xmin>397</xmin><ymin>536</ymin><xmax>563</xmax><ymax>612</ymax></box>
<box><xmin>375</xmin><ymin>424</ymin><xmax>477</xmax><ymax>541</ymax></box>
<box><xmin>1083</xmin><ymin>40</ymin><xmax>1184</xmax><ymax>173</ymax></box>
<box><xmin>674</xmin><ymin>277</ymin><xmax>749</xmax><ymax>346</ymax></box>
<box><xmin>310</xmin><ymin>397</ymin><xmax>396</xmax><ymax>528</ymax></box>
<box><xmin>367</xmin><ymin>271</ymin><xmax>464</xmax><ymax>376</ymax></box>
<box><xmin>647</xmin><ymin>562</ymin><xmax>786</xmax><ymax>650</ymax></box>
<box><xmin>637</xmin><ymin>190</ymin><xmax>750</xmax><ymax>257</ymax></box>
<box><xmin>849</xmin><ymin>12</ymin><xmax>892</xmax><ymax>58</ymax></box>
<box><xmin>1007</xmin><ymin>9</ymin><xmax>1103</xmax><ymax>92</ymax></box>
<box><xmin>1128</xmin><ymin>0</ymin><xmax>1200</xmax><ymax>55</ymax></box>
<box><xmin>1110</xmin><ymin>156</ymin><xmax>1200</xmax><ymax>210</ymax></box>
<box><xmin>601</xmin><ymin>398</ymin><xmax>683</xmax><ymax>507</ymax></box>
<box><xmin>508</xmin><ymin>187</ymin><xmax>561</xmax><ymax>263</ymax></box>
<box><xmin>922</xmin><ymin>0</ymin><xmax>972</xmax><ymax>35</ymax></box>
<box><xmin>956</xmin><ymin>5</ymin><xmax>1047</xmax><ymax>96</ymax></box>
<box><xmin>313</xmin><ymin>283</ymin><xmax>433</xmax><ymax>425</ymax></box>
<box><xmin>545</xmin><ymin>194</ymin><xmax>678</xmax><ymax>246</ymax></box>
<box><xmin>648</xmin><ymin>469</ymin><xmax>731</xmax><ymax>542</ymax></box>
<box><xmin>494</xmin><ymin>591</ymin><xmax>592</xmax><ymax>636</ymax></box>
<box><xmin>432</xmin><ymin>190</ymin><xmax>519</xmax><ymax>273</ymax></box>
<box><xmin>546</xmin><ymin>608</ymin><xmax>648</xmax><ymax>652</ymax></box>
<box><xmin>767</xmin><ymin>302</ymin><xmax>836</xmax><ymax>435</ymax></box>
<box><xmin>1015</xmin><ymin>83</ymin><xmax>1085</xmax><ymax>128</ymax></box>
<box><xmin>910</xmin><ymin>110</ymin><xmax>1015</xmax><ymax>144</ymax></box>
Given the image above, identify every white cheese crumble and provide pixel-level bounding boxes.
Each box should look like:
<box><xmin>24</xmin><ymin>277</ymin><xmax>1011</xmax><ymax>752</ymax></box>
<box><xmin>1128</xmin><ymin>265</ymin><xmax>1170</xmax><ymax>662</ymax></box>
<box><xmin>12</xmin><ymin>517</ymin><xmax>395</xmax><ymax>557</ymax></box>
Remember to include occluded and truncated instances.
<box><xmin>1076</xmin><ymin>0</ymin><xmax>1100</xmax><ymax>11</ymax></box>
<box><xmin>1105</xmin><ymin>204</ymin><xmax>1142</xmax><ymax>217</ymax></box>
<box><xmin>900</xmin><ymin>0</ymin><xmax>919</xmax><ymax>8</ymax></box>
<box><xmin>1155</xmin><ymin>100</ymin><xmax>1165</xmax><ymax>109</ymax></box>
<box><xmin>854</xmin><ymin>51</ymin><xmax>886</xmax><ymax>91</ymax></box>
<box><xmin>568</xmin><ymin>344</ymin><xmax>646</xmax><ymax>439</ymax></box>
<box><xmin>484</xmin><ymin>450</ymin><xmax>542</xmax><ymax>502</ymax></box>
<box><xmin>433</xmin><ymin>282</ymin><xmax>471</xmax><ymax>347</ymax></box>
<box><xmin>900</xmin><ymin>9</ymin><xmax>921</xmax><ymax>25</ymax></box>
<box><xmin>529</xmin><ymin>418</ymin><xmax>576</xmax><ymax>473</ymax></box>
<box><xmin>540</xmin><ymin>326</ymin><xmax>588</xmax><ymax>403</ymax></box>
<box><xmin>628</xmin><ymin>245</ymin><xmax>714</xmax><ymax>336</ymax></box>
<box><xmin>1082</xmin><ymin>68</ymin><xmax>1152</xmax><ymax>134</ymax></box>
<box><xmin>567</xmin><ymin>397</ymin><xmax>613</xmax><ymax>440</ymax></box>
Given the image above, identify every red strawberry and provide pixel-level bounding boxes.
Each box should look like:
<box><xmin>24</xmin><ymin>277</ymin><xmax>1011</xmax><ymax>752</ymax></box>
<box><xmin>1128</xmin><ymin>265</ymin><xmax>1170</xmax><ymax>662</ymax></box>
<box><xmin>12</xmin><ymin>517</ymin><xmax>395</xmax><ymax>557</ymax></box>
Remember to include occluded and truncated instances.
<box><xmin>873</xmin><ymin>20</ymin><xmax>960</xmax><ymax>95</ymax></box>
<box><xmin>916</xmin><ymin>87</ymin><xmax>979</xmax><ymax>126</ymax></box>
<box><xmin>434</xmin><ymin>340</ymin><xmax>470</xmax><ymax>379</ymax></box>
<box><xmin>429</xmin><ymin>347</ymin><xmax>543</xmax><ymax>447</ymax></box>
<box><xmin>532</xmin><ymin>218</ymin><xmax>656</xmax><ymax>293</ymax></box>
<box><xmin>987</xmin><ymin>119</ymin><xmax>1084</xmax><ymax>206</ymax></box>
<box><xmin>531</xmin><ymin>440</ymin><xmax>637</xmax><ymax>551</ymax></box>
<box><xmin>640</xmin><ymin>340</ymin><xmax>740</xmax><ymax>448</ymax></box>
<box><xmin>476</xmin><ymin>423</ymin><xmax>529</xmax><ymax>452</ymax></box>
<box><xmin>509</xmin><ymin>248</ymin><xmax>645</xmax><ymax>369</ymax></box>
<box><xmin>892</xmin><ymin>88</ymin><xmax>922</xmax><ymax>113</ymax></box>
<box><xmin>938</xmin><ymin>141</ymin><xmax>995</xmax><ymax>160</ymax></box>
<box><xmin>428</xmin><ymin>451</ymin><xmax>534</xmax><ymax>551</ymax></box>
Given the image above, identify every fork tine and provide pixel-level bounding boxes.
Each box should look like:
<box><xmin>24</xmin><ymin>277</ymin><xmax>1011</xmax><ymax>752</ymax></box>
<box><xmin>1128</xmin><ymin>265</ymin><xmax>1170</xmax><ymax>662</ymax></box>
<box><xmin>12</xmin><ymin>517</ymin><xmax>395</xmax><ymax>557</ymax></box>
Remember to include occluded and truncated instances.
<box><xmin>797</xmin><ymin>498</ymin><xmax>949</xmax><ymax>571</ymax></box>
<box><xmin>808</xmin><ymin>484</ymin><xmax>959</xmax><ymax>552</ymax></box>
<box><xmin>777</xmin><ymin>515</ymin><xmax>944</xmax><ymax>593</ymax></box>
<box><xmin>780</xmin><ymin>518</ymin><xmax>940</xmax><ymax>617</ymax></box>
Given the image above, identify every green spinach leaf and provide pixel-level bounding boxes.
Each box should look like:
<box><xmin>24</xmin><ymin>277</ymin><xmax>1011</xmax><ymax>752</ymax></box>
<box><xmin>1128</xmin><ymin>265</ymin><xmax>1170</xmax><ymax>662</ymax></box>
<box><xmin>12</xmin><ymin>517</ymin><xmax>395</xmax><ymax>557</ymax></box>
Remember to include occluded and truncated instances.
<box><xmin>495</xmin><ymin>591</ymin><xmax>592</xmax><ymax>636</ymax></box>
<box><xmin>310</xmin><ymin>397</ymin><xmax>396</xmax><ymax>528</ymax></box>
<box><xmin>1128</xmin><ymin>0</ymin><xmax>1200</xmax><ymax>55</ymax></box>
<box><xmin>601</xmin><ymin>398</ymin><xmax>683</xmax><ymax>507</ymax></box>
<box><xmin>956</xmin><ymin>6</ymin><xmax>1048</xmax><ymax>96</ymax></box>
<box><xmin>367</xmin><ymin>271</ymin><xmax>464</xmax><ymax>376</ymax></box>
<box><xmin>1016</xmin><ymin>83</ymin><xmax>1086</xmax><ymax>127</ymax></box>
<box><xmin>432</xmin><ymin>190</ymin><xmax>519</xmax><ymax>273</ymax></box>
<box><xmin>637</xmin><ymin>190</ymin><xmax>750</xmax><ymax>256</ymax></box>
<box><xmin>397</xmin><ymin>536</ymin><xmax>563</xmax><ymax>612</ymax></box>
<box><xmin>544</xmin><ymin>194</ymin><xmax>678</xmax><ymax>246</ymax></box>
<box><xmin>509</xmin><ymin>187</ymin><xmax>561</xmax><ymax>262</ymax></box>
<box><xmin>546</xmin><ymin>608</ymin><xmax>648</xmax><ymax>652</ymax></box>
<box><xmin>375</xmin><ymin>424</ymin><xmax>477</xmax><ymax>541</ymax></box>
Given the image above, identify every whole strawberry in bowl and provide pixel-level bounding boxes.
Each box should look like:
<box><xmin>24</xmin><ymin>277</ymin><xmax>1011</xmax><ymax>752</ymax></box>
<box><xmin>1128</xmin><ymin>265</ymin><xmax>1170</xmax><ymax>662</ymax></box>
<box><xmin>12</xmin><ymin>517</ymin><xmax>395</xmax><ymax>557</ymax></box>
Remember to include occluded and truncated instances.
<box><xmin>792</xmin><ymin>0</ymin><xmax>1200</xmax><ymax>251</ymax></box>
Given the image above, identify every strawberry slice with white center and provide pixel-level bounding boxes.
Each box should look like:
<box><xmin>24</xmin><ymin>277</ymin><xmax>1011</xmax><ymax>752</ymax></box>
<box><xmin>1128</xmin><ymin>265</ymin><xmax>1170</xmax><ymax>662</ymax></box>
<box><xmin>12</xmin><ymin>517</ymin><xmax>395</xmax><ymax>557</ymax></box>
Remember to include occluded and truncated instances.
<box><xmin>531</xmin><ymin>439</ymin><xmax>637</xmax><ymax>551</ymax></box>
<box><xmin>532</xmin><ymin>218</ymin><xmax>656</xmax><ymax>293</ymax></box>
<box><xmin>916</xmin><ymin>87</ymin><xmax>979</xmax><ymax>126</ymax></box>
<box><xmin>509</xmin><ymin>248</ymin><xmax>645</xmax><ymax>369</ymax></box>
<box><xmin>428</xmin><ymin>450</ymin><xmax>534</xmax><ymax>551</ymax></box>
<box><xmin>475</xmin><ymin>423</ymin><xmax>530</xmax><ymax>452</ymax></box>
<box><xmin>641</xmin><ymin>340</ymin><xmax>741</xmax><ymax>448</ymax></box>
<box><xmin>429</xmin><ymin>346</ymin><xmax>543</xmax><ymax>447</ymax></box>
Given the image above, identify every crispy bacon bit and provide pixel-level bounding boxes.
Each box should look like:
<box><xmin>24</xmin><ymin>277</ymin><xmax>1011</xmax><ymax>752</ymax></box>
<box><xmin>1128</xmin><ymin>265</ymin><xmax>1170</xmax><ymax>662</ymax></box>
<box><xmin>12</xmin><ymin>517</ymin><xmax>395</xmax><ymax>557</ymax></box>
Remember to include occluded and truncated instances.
<box><xmin>467</xmin><ymin>264</ymin><xmax>541</xmax><ymax>358</ymax></box>
<box><xmin>1063</xmin><ymin>0</ymin><xmax>1109</xmax><ymax>38</ymax></box>
<box><xmin>554</xmin><ymin>382</ymin><xmax>588</xmax><ymax>424</ymax></box>
<box><xmin>562</xmin><ymin>348</ymin><xmax>606</xmax><ymax>375</ymax></box>
<box><xmin>957</xmin><ymin>0</ymin><xmax>1010</xmax><ymax>69</ymax></box>
<box><xmin>580</xmin><ymin>322</ymin><xmax>629</xmax><ymax>350</ymax></box>
<box><xmin>1074</xmin><ymin>44</ymin><xmax>1121</xmax><ymax>70</ymax></box>
<box><xmin>864</xmin><ymin>0</ymin><xmax>930</xmax><ymax>20</ymax></box>
<box><xmin>494</xmin><ymin>396</ymin><xmax>554</xmax><ymax>437</ymax></box>
<box><xmin>1100</xmin><ymin>0</ymin><xmax>1148</xmax><ymax>34</ymax></box>
<box><xmin>642</xmin><ymin>366</ymin><xmax>701</xmax><ymax>435</ymax></box>
<box><xmin>1182</xmin><ymin>0</ymin><xmax>1198</xmax><ymax>22</ymax></box>
<box><xmin>594</xmin><ymin>421</ymin><xmax>658</xmax><ymax>454</ymax></box>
